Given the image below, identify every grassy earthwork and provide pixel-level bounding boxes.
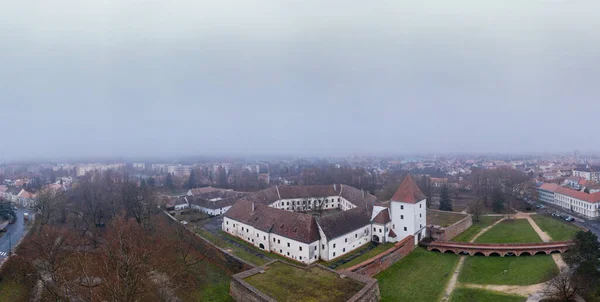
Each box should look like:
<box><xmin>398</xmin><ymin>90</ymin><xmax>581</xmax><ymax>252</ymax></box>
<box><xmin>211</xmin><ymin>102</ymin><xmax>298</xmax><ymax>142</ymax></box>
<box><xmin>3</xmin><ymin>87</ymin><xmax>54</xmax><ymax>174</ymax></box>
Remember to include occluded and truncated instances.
<box><xmin>376</xmin><ymin>247</ymin><xmax>460</xmax><ymax>302</ymax></box>
<box><xmin>451</xmin><ymin>216</ymin><xmax>503</xmax><ymax>242</ymax></box>
<box><xmin>459</xmin><ymin>255</ymin><xmax>558</xmax><ymax>285</ymax></box>
<box><xmin>427</xmin><ymin>210</ymin><xmax>468</xmax><ymax>227</ymax></box>
<box><xmin>531</xmin><ymin>215</ymin><xmax>579</xmax><ymax>241</ymax></box>
<box><xmin>335</xmin><ymin>242</ymin><xmax>395</xmax><ymax>269</ymax></box>
<box><xmin>449</xmin><ymin>288</ymin><xmax>526</xmax><ymax>302</ymax></box>
<box><xmin>245</xmin><ymin>261</ymin><xmax>364</xmax><ymax>302</ymax></box>
<box><xmin>474</xmin><ymin>219</ymin><xmax>542</xmax><ymax>243</ymax></box>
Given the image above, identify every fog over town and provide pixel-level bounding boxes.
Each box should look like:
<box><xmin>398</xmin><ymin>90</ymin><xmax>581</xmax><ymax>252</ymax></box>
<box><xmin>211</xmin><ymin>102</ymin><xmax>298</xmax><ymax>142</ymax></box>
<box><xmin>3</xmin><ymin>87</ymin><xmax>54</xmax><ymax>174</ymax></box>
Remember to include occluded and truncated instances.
<box><xmin>2</xmin><ymin>1</ymin><xmax>600</xmax><ymax>161</ymax></box>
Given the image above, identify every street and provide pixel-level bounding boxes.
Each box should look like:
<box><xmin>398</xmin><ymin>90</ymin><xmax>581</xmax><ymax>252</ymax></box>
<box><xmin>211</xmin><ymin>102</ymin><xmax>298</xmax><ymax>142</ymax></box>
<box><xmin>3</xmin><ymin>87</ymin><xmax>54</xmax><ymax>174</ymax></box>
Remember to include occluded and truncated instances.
<box><xmin>0</xmin><ymin>208</ymin><xmax>31</xmax><ymax>258</ymax></box>
<box><xmin>535</xmin><ymin>201</ymin><xmax>600</xmax><ymax>242</ymax></box>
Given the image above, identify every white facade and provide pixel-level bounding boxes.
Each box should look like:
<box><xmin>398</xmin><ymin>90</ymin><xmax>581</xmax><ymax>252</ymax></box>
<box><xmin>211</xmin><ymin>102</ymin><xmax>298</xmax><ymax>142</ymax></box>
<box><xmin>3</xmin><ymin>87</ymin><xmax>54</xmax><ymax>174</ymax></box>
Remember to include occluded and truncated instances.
<box><xmin>223</xmin><ymin>216</ymin><xmax>320</xmax><ymax>264</ymax></box>
<box><xmin>554</xmin><ymin>192</ymin><xmax>599</xmax><ymax>218</ymax></box>
<box><xmin>389</xmin><ymin>199</ymin><xmax>427</xmax><ymax>245</ymax></box>
<box><xmin>191</xmin><ymin>204</ymin><xmax>231</xmax><ymax>216</ymax></box>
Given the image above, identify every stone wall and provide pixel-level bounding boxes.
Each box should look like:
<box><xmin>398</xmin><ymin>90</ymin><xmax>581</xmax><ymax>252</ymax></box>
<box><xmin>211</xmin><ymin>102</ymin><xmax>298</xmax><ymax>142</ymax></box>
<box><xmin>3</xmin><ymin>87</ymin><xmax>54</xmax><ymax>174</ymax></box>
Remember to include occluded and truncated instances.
<box><xmin>163</xmin><ymin>211</ymin><xmax>254</xmax><ymax>274</ymax></box>
<box><xmin>345</xmin><ymin>235</ymin><xmax>415</xmax><ymax>277</ymax></box>
<box><xmin>230</xmin><ymin>260</ymin><xmax>380</xmax><ymax>302</ymax></box>
<box><xmin>428</xmin><ymin>213</ymin><xmax>473</xmax><ymax>241</ymax></box>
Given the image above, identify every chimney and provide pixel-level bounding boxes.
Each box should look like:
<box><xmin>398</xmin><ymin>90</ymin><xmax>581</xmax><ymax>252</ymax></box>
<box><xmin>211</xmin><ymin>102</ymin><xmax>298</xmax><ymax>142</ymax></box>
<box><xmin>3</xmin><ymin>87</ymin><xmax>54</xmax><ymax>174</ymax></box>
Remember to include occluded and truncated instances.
<box><xmin>252</xmin><ymin>202</ymin><xmax>255</xmax><ymax>212</ymax></box>
<box><xmin>333</xmin><ymin>183</ymin><xmax>336</xmax><ymax>191</ymax></box>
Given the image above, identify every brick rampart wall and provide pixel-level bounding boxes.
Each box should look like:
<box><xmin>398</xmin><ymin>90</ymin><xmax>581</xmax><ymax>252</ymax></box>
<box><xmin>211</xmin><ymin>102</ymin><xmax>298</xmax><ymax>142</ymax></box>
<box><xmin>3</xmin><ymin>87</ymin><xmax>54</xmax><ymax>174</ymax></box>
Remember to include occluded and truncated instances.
<box><xmin>428</xmin><ymin>212</ymin><xmax>473</xmax><ymax>241</ymax></box>
<box><xmin>344</xmin><ymin>235</ymin><xmax>415</xmax><ymax>277</ymax></box>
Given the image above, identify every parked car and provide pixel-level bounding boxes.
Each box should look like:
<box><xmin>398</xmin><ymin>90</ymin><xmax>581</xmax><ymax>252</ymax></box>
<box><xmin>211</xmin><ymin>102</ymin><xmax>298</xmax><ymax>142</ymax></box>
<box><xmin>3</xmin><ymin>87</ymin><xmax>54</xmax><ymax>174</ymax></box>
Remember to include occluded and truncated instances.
<box><xmin>551</xmin><ymin>212</ymin><xmax>559</xmax><ymax>217</ymax></box>
<box><xmin>565</xmin><ymin>217</ymin><xmax>575</xmax><ymax>222</ymax></box>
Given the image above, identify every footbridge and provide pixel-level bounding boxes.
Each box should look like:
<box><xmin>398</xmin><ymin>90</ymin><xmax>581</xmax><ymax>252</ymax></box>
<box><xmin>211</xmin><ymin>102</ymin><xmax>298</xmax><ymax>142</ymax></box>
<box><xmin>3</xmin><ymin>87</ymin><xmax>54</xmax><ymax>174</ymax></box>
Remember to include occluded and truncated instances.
<box><xmin>421</xmin><ymin>240</ymin><xmax>575</xmax><ymax>257</ymax></box>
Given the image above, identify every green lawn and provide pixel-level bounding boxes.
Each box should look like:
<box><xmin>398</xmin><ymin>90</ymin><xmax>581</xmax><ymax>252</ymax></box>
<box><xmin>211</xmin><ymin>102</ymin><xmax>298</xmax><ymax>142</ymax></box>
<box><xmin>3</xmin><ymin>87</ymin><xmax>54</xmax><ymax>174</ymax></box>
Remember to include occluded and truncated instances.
<box><xmin>336</xmin><ymin>243</ymin><xmax>395</xmax><ymax>269</ymax></box>
<box><xmin>532</xmin><ymin>215</ymin><xmax>579</xmax><ymax>241</ymax></box>
<box><xmin>452</xmin><ymin>216</ymin><xmax>502</xmax><ymax>242</ymax></box>
<box><xmin>245</xmin><ymin>261</ymin><xmax>364</xmax><ymax>302</ymax></box>
<box><xmin>459</xmin><ymin>255</ymin><xmax>558</xmax><ymax>285</ymax></box>
<box><xmin>450</xmin><ymin>288</ymin><xmax>525</xmax><ymax>302</ymax></box>
<box><xmin>376</xmin><ymin>247</ymin><xmax>459</xmax><ymax>302</ymax></box>
<box><xmin>179</xmin><ymin>260</ymin><xmax>234</xmax><ymax>302</ymax></box>
<box><xmin>475</xmin><ymin>219</ymin><xmax>542</xmax><ymax>243</ymax></box>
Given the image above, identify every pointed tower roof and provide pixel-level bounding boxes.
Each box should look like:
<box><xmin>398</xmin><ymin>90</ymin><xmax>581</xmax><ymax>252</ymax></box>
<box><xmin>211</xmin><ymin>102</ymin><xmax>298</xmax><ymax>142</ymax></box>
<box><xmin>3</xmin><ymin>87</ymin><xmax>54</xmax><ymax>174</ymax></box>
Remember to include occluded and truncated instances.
<box><xmin>391</xmin><ymin>174</ymin><xmax>426</xmax><ymax>204</ymax></box>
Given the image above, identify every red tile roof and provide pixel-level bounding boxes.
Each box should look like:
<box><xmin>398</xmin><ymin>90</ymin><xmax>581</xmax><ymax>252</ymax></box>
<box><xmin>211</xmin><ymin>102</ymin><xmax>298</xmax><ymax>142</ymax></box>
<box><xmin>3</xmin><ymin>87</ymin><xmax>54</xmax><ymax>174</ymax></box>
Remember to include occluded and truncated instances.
<box><xmin>372</xmin><ymin>209</ymin><xmax>391</xmax><ymax>224</ymax></box>
<box><xmin>539</xmin><ymin>183</ymin><xmax>559</xmax><ymax>192</ymax></box>
<box><xmin>391</xmin><ymin>174</ymin><xmax>426</xmax><ymax>204</ymax></box>
<box><xmin>556</xmin><ymin>186</ymin><xmax>600</xmax><ymax>203</ymax></box>
<box><xmin>388</xmin><ymin>229</ymin><xmax>397</xmax><ymax>238</ymax></box>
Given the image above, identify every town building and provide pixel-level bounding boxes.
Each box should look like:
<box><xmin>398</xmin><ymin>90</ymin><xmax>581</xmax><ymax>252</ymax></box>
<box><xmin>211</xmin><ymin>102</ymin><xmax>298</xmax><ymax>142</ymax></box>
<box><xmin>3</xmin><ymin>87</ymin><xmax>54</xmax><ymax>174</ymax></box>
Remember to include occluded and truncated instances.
<box><xmin>222</xmin><ymin>175</ymin><xmax>426</xmax><ymax>264</ymax></box>
<box><xmin>537</xmin><ymin>183</ymin><xmax>600</xmax><ymax>218</ymax></box>
<box><xmin>573</xmin><ymin>165</ymin><xmax>600</xmax><ymax>182</ymax></box>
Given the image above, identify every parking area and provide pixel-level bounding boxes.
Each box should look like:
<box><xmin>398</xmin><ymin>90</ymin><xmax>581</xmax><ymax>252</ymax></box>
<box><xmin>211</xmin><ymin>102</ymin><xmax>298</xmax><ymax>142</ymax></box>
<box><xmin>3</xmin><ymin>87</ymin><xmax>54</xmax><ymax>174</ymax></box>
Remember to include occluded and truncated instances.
<box><xmin>532</xmin><ymin>200</ymin><xmax>600</xmax><ymax>241</ymax></box>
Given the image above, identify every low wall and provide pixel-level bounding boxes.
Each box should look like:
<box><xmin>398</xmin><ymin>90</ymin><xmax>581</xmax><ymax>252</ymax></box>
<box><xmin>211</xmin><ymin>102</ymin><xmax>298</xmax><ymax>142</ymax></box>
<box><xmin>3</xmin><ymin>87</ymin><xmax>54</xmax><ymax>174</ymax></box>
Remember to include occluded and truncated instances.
<box><xmin>163</xmin><ymin>211</ymin><xmax>254</xmax><ymax>274</ymax></box>
<box><xmin>428</xmin><ymin>213</ymin><xmax>473</xmax><ymax>241</ymax></box>
<box><xmin>344</xmin><ymin>235</ymin><xmax>414</xmax><ymax>277</ymax></box>
<box><xmin>231</xmin><ymin>260</ymin><xmax>380</xmax><ymax>302</ymax></box>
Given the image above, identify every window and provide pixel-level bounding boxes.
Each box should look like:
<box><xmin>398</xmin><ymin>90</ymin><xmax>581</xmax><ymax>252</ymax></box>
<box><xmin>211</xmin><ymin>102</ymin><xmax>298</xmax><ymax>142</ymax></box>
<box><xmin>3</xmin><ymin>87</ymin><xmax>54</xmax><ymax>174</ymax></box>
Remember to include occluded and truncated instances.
<box><xmin>247</xmin><ymin>229</ymin><xmax>249</xmax><ymax>233</ymax></box>
<box><xmin>315</xmin><ymin>246</ymin><xmax>317</xmax><ymax>251</ymax></box>
<box><xmin>226</xmin><ymin>228</ymin><xmax>229</xmax><ymax>232</ymax></box>
<box><xmin>264</xmin><ymin>236</ymin><xmax>266</xmax><ymax>240</ymax></box>
<box><xmin>257</xmin><ymin>233</ymin><xmax>259</xmax><ymax>238</ymax></box>
<box><xmin>420</xmin><ymin>214</ymin><xmax>422</xmax><ymax>218</ymax></box>
<box><xmin>401</xmin><ymin>215</ymin><xmax>404</xmax><ymax>219</ymax></box>
<box><xmin>300</xmin><ymin>256</ymin><xmax>302</xmax><ymax>260</ymax></box>
<box><xmin>401</xmin><ymin>205</ymin><xmax>404</xmax><ymax>209</ymax></box>
<box><xmin>333</xmin><ymin>252</ymin><xmax>336</xmax><ymax>257</ymax></box>
<box><xmin>322</xmin><ymin>244</ymin><xmax>325</xmax><ymax>249</ymax></box>
<box><xmin>420</xmin><ymin>224</ymin><xmax>422</xmax><ymax>228</ymax></box>
<box><xmin>333</xmin><ymin>244</ymin><xmax>336</xmax><ymax>248</ymax></box>
<box><xmin>420</xmin><ymin>204</ymin><xmax>422</xmax><ymax>208</ymax></box>
<box><xmin>345</xmin><ymin>238</ymin><xmax>348</xmax><ymax>243</ymax></box>
<box><xmin>404</xmin><ymin>227</ymin><xmax>407</xmax><ymax>231</ymax></box>
<box><xmin>379</xmin><ymin>228</ymin><xmax>382</xmax><ymax>233</ymax></box>
<box><xmin>355</xmin><ymin>234</ymin><xmax>358</xmax><ymax>238</ymax></box>
<box><xmin>242</xmin><ymin>227</ymin><xmax>244</xmax><ymax>231</ymax></box>
<box><xmin>393</xmin><ymin>224</ymin><xmax>395</xmax><ymax>229</ymax></box>
<box><xmin>338</xmin><ymin>198</ymin><xmax>340</xmax><ymax>202</ymax></box>
<box><xmin>299</xmin><ymin>246</ymin><xmax>302</xmax><ymax>251</ymax></box>
<box><xmin>287</xmin><ymin>252</ymin><xmax>290</xmax><ymax>256</ymax></box>
<box><xmin>273</xmin><ymin>238</ymin><xmax>276</xmax><ymax>242</ymax></box>
<box><xmin>287</xmin><ymin>242</ymin><xmax>290</xmax><ymax>247</ymax></box>
<box><xmin>343</xmin><ymin>248</ymin><xmax>346</xmax><ymax>252</ymax></box>
<box><xmin>278</xmin><ymin>239</ymin><xmax>280</xmax><ymax>244</ymax></box>
<box><xmin>226</xmin><ymin>221</ymin><xmax>229</xmax><ymax>225</ymax></box>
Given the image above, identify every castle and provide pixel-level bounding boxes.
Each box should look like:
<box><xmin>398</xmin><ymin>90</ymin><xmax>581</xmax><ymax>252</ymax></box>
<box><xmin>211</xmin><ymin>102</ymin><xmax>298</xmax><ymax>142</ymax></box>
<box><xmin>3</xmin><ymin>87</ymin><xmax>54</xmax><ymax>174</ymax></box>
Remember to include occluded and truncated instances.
<box><xmin>222</xmin><ymin>175</ymin><xmax>426</xmax><ymax>264</ymax></box>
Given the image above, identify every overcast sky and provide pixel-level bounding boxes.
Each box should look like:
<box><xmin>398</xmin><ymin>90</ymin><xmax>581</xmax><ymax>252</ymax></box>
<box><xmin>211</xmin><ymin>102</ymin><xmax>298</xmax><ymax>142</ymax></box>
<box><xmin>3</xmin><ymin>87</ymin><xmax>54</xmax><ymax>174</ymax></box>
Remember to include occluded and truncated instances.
<box><xmin>1</xmin><ymin>1</ymin><xmax>599</xmax><ymax>160</ymax></box>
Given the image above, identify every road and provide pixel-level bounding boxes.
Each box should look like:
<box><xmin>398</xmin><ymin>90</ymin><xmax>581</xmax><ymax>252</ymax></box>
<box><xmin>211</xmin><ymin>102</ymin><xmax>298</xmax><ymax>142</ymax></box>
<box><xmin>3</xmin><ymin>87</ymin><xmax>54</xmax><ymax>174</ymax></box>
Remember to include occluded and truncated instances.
<box><xmin>535</xmin><ymin>201</ymin><xmax>600</xmax><ymax>241</ymax></box>
<box><xmin>0</xmin><ymin>208</ymin><xmax>31</xmax><ymax>258</ymax></box>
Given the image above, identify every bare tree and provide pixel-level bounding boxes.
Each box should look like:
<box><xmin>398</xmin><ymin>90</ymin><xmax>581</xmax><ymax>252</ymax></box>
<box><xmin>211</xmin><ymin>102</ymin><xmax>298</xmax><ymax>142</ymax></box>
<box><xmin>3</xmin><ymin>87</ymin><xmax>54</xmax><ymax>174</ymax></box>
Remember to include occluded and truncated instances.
<box><xmin>469</xmin><ymin>199</ymin><xmax>483</xmax><ymax>223</ymax></box>
<box><xmin>121</xmin><ymin>182</ymin><xmax>159</xmax><ymax>226</ymax></box>
<box><xmin>543</xmin><ymin>269</ymin><xmax>579</xmax><ymax>302</ymax></box>
<box><xmin>34</xmin><ymin>187</ymin><xmax>67</xmax><ymax>226</ymax></box>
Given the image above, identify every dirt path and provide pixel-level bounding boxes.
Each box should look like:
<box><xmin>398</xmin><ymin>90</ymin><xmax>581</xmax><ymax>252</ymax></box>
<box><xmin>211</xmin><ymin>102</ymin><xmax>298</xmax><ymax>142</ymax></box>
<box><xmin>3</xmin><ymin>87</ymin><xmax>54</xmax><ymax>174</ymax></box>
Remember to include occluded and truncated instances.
<box><xmin>461</xmin><ymin>283</ymin><xmax>545</xmax><ymax>297</ymax></box>
<box><xmin>440</xmin><ymin>256</ymin><xmax>466</xmax><ymax>302</ymax></box>
<box><xmin>526</xmin><ymin>216</ymin><xmax>552</xmax><ymax>242</ymax></box>
<box><xmin>470</xmin><ymin>217</ymin><xmax>506</xmax><ymax>242</ymax></box>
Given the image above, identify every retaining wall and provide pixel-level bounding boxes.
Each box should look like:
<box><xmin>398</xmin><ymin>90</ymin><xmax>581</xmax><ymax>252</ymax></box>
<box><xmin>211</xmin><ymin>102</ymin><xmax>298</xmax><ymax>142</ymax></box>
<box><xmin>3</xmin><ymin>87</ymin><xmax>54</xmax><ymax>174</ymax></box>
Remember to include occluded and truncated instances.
<box><xmin>230</xmin><ymin>260</ymin><xmax>380</xmax><ymax>302</ymax></box>
<box><xmin>428</xmin><ymin>212</ymin><xmax>473</xmax><ymax>241</ymax></box>
<box><xmin>344</xmin><ymin>235</ymin><xmax>414</xmax><ymax>277</ymax></box>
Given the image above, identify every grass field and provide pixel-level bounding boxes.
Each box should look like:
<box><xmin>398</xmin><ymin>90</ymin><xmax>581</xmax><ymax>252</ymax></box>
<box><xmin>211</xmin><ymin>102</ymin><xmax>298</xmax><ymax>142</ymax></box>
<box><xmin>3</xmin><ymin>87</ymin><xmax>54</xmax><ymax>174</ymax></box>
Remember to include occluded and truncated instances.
<box><xmin>336</xmin><ymin>242</ymin><xmax>394</xmax><ymax>269</ymax></box>
<box><xmin>459</xmin><ymin>255</ymin><xmax>558</xmax><ymax>285</ymax></box>
<box><xmin>179</xmin><ymin>260</ymin><xmax>234</xmax><ymax>302</ymax></box>
<box><xmin>450</xmin><ymin>288</ymin><xmax>525</xmax><ymax>302</ymax></box>
<box><xmin>196</xmin><ymin>229</ymin><xmax>270</xmax><ymax>266</ymax></box>
<box><xmin>475</xmin><ymin>219</ymin><xmax>542</xmax><ymax>243</ymax></box>
<box><xmin>245</xmin><ymin>261</ymin><xmax>364</xmax><ymax>302</ymax></box>
<box><xmin>452</xmin><ymin>216</ymin><xmax>503</xmax><ymax>242</ymax></box>
<box><xmin>427</xmin><ymin>210</ymin><xmax>468</xmax><ymax>227</ymax></box>
<box><xmin>532</xmin><ymin>215</ymin><xmax>579</xmax><ymax>241</ymax></box>
<box><xmin>376</xmin><ymin>247</ymin><xmax>459</xmax><ymax>302</ymax></box>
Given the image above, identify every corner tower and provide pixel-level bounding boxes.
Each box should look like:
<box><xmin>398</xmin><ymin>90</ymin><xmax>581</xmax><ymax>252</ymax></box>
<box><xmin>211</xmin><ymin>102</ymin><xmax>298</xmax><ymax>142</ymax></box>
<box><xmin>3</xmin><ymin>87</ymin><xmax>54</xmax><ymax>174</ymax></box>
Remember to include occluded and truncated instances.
<box><xmin>389</xmin><ymin>174</ymin><xmax>427</xmax><ymax>245</ymax></box>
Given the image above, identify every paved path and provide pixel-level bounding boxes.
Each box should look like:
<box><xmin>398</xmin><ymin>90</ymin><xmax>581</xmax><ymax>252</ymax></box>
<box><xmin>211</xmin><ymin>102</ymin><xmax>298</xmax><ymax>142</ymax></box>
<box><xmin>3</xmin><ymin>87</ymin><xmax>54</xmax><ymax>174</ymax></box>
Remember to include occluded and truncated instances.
<box><xmin>526</xmin><ymin>216</ymin><xmax>552</xmax><ymax>242</ymax></box>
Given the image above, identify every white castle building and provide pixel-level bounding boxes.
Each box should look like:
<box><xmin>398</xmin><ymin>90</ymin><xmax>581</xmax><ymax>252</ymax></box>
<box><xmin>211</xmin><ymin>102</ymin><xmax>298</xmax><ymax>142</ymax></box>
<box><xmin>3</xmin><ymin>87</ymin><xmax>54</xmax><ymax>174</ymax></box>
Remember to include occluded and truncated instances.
<box><xmin>222</xmin><ymin>175</ymin><xmax>427</xmax><ymax>264</ymax></box>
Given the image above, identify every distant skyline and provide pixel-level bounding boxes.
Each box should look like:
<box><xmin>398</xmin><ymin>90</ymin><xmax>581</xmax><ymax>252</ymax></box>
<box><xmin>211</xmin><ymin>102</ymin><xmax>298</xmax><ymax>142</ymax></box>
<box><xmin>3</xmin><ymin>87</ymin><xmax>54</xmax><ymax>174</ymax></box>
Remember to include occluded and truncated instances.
<box><xmin>1</xmin><ymin>1</ymin><xmax>599</xmax><ymax>160</ymax></box>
